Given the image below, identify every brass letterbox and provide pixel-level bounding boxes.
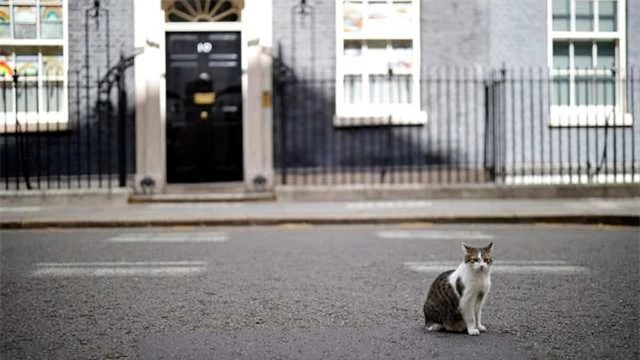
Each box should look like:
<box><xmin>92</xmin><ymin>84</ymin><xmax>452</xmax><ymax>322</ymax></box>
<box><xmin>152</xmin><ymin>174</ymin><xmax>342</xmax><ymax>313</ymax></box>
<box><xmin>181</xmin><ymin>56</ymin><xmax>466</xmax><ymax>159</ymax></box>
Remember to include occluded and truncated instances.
<box><xmin>193</xmin><ymin>92</ymin><xmax>216</xmax><ymax>105</ymax></box>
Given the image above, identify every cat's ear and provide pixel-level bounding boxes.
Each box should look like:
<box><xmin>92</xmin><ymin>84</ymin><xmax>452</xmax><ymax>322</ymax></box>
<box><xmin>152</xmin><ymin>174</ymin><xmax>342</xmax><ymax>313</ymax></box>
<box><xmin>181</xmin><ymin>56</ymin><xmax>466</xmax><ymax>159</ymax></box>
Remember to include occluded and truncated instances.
<box><xmin>484</xmin><ymin>242</ymin><xmax>494</xmax><ymax>252</ymax></box>
<box><xmin>461</xmin><ymin>242</ymin><xmax>473</xmax><ymax>253</ymax></box>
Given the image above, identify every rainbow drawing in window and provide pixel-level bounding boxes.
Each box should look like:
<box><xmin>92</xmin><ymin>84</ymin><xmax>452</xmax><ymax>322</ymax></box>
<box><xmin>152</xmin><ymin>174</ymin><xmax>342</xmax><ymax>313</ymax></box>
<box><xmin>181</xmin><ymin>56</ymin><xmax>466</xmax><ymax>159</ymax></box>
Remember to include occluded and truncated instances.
<box><xmin>0</xmin><ymin>59</ymin><xmax>13</xmax><ymax>78</ymax></box>
<box><xmin>41</xmin><ymin>6</ymin><xmax>62</xmax><ymax>38</ymax></box>
<box><xmin>0</xmin><ymin>6</ymin><xmax>10</xmax><ymax>39</ymax></box>
<box><xmin>0</xmin><ymin>7</ymin><xmax>10</xmax><ymax>24</ymax></box>
<box><xmin>343</xmin><ymin>3</ymin><xmax>363</xmax><ymax>32</ymax></box>
<box><xmin>42</xmin><ymin>6</ymin><xmax>62</xmax><ymax>22</ymax></box>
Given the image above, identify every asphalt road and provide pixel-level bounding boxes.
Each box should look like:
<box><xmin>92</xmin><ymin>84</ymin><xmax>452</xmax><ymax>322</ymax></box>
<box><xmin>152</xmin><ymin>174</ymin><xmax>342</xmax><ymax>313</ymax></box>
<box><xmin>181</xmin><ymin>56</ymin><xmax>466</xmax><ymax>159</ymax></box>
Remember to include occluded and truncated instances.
<box><xmin>1</xmin><ymin>224</ymin><xmax>638</xmax><ymax>359</ymax></box>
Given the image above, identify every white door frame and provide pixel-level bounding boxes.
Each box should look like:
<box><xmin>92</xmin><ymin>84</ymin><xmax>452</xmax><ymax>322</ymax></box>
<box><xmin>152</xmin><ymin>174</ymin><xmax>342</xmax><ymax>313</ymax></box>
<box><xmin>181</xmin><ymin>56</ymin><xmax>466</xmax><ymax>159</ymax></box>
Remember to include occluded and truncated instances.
<box><xmin>134</xmin><ymin>0</ymin><xmax>273</xmax><ymax>193</ymax></box>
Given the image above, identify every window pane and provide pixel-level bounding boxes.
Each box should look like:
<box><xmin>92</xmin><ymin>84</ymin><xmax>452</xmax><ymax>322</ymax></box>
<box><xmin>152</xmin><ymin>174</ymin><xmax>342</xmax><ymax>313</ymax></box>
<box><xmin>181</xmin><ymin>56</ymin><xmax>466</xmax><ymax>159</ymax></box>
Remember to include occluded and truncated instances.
<box><xmin>344</xmin><ymin>40</ymin><xmax>363</xmax><ymax>56</ymax></box>
<box><xmin>365</xmin><ymin>40</ymin><xmax>388</xmax><ymax>74</ymax></box>
<box><xmin>575</xmin><ymin>0</ymin><xmax>594</xmax><ymax>31</ymax></box>
<box><xmin>343</xmin><ymin>75</ymin><xmax>362</xmax><ymax>104</ymax></box>
<box><xmin>553</xmin><ymin>77</ymin><xmax>570</xmax><ymax>105</ymax></box>
<box><xmin>43</xmin><ymin>48</ymin><xmax>64</xmax><ymax>76</ymax></box>
<box><xmin>575</xmin><ymin>76</ymin><xmax>615</xmax><ymax>106</ymax></box>
<box><xmin>164</xmin><ymin>0</ymin><xmax>240</xmax><ymax>22</ymax></box>
<box><xmin>369</xmin><ymin>74</ymin><xmax>412</xmax><ymax>104</ymax></box>
<box><xmin>0</xmin><ymin>52</ymin><xmax>12</xmax><ymax>78</ymax></box>
<box><xmin>16</xmin><ymin>82</ymin><xmax>38</xmax><ymax>112</ymax></box>
<box><xmin>13</xmin><ymin>6</ymin><xmax>36</xmax><ymax>39</ymax></box>
<box><xmin>595</xmin><ymin>77</ymin><xmax>614</xmax><ymax>105</ymax></box>
<box><xmin>369</xmin><ymin>74</ymin><xmax>388</xmax><ymax>103</ymax></box>
<box><xmin>553</xmin><ymin>41</ymin><xmax>569</xmax><ymax>69</ymax></box>
<box><xmin>343</xmin><ymin>40</ymin><xmax>363</xmax><ymax>74</ymax></box>
<box><xmin>596</xmin><ymin>41</ymin><xmax>615</xmax><ymax>68</ymax></box>
<box><xmin>392</xmin><ymin>74</ymin><xmax>412</xmax><ymax>104</ymax></box>
<box><xmin>552</xmin><ymin>0</ymin><xmax>570</xmax><ymax>31</ymax></box>
<box><xmin>43</xmin><ymin>81</ymin><xmax>63</xmax><ymax>111</ymax></box>
<box><xmin>41</xmin><ymin>6</ymin><xmax>63</xmax><ymax>39</ymax></box>
<box><xmin>367</xmin><ymin>1</ymin><xmax>388</xmax><ymax>29</ymax></box>
<box><xmin>343</xmin><ymin>1</ymin><xmax>364</xmax><ymax>33</ymax></box>
<box><xmin>598</xmin><ymin>0</ymin><xmax>616</xmax><ymax>31</ymax></box>
<box><xmin>0</xmin><ymin>81</ymin><xmax>13</xmax><ymax>112</ymax></box>
<box><xmin>0</xmin><ymin>52</ymin><xmax>13</xmax><ymax>111</ymax></box>
<box><xmin>390</xmin><ymin>40</ymin><xmax>412</xmax><ymax>74</ymax></box>
<box><xmin>575</xmin><ymin>76</ymin><xmax>592</xmax><ymax>105</ymax></box>
<box><xmin>0</xmin><ymin>6</ymin><xmax>10</xmax><ymax>39</ymax></box>
<box><xmin>574</xmin><ymin>42</ymin><xmax>592</xmax><ymax>69</ymax></box>
<box><xmin>391</xmin><ymin>1</ymin><xmax>412</xmax><ymax>25</ymax></box>
<box><xmin>16</xmin><ymin>53</ymin><xmax>38</xmax><ymax>76</ymax></box>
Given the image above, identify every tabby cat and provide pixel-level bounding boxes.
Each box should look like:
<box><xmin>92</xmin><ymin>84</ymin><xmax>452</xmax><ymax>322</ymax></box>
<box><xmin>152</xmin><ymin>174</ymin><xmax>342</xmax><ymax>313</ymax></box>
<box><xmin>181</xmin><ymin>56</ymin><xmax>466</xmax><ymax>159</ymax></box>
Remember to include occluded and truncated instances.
<box><xmin>423</xmin><ymin>242</ymin><xmax>493</xmax><ymax>336</ymax></box>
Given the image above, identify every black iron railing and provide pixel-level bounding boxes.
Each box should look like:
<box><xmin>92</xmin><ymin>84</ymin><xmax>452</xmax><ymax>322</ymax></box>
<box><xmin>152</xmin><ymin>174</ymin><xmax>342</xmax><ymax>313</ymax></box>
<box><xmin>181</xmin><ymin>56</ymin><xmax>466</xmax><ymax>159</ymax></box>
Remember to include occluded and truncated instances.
<box><xmin>0</xmin><ymin>68</ymin><xmax>135</xmax><ymax>191</ymax></box>
<box><xmin>274</xmin><ymin>67</ymin><xmax>639</xmax><ymax>186</ymax></box>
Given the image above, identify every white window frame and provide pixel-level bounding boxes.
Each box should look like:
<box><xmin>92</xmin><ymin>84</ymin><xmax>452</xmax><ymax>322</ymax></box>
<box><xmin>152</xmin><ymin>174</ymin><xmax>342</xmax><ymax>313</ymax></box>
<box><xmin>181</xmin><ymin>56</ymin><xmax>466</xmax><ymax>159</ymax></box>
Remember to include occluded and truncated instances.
<box><xmin>335</xmin><ymin>0</ymin><xmax>425</xmax><ymax>127</ymax></box>
<box><xmin>547</xmin><ymin>0</ymin><xmax>631</xmax><ymax>127</ymax></box>
<box><xmin>0</xmin><ymin>0</ymin><xmax>69</xmax><ymax>133</ymax></box>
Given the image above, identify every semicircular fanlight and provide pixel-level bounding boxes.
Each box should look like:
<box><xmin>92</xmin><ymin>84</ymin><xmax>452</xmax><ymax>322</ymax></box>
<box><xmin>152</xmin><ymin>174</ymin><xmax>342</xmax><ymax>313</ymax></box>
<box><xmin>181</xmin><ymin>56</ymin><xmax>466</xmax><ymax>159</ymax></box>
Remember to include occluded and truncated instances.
<box><xmin>163</xmin><ymin>0</ymin><xmax>244</xmax><ymax>22</ymax></box>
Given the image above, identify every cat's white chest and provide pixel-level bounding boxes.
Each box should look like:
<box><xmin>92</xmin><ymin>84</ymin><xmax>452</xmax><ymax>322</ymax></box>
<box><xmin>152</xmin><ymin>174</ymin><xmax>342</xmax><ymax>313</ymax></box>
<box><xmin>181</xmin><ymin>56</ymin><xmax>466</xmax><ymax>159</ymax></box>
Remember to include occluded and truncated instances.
<box><xmin>449</xmin><ymin>265</ymin><xmax>491</xmax><ymax>295</ymax></box>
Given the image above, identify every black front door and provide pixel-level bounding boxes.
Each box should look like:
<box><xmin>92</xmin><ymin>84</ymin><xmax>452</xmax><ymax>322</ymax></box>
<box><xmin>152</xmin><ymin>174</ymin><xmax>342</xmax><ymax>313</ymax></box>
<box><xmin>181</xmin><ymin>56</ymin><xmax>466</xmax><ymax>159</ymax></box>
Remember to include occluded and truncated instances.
<box><xmin>166</xmin><ymin>32</ymin><xmax>243</xmax><ymax>183</ymax></box>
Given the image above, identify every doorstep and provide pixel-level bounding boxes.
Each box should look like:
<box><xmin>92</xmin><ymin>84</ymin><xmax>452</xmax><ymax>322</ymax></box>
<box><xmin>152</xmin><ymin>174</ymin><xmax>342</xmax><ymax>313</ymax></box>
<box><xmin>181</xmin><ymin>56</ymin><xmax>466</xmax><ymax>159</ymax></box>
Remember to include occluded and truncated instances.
<box><xmin>129</xmin><ymin>182</ymin><xmax>275</xmax><ymax>203</ymax></box>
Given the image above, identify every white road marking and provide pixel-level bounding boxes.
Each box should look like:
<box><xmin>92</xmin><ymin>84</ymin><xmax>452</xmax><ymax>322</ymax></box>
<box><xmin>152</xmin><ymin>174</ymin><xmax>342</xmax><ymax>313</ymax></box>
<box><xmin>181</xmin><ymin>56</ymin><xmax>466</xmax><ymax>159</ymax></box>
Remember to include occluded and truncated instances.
<box><xmin>377</xmin><ymin>230</ymin><xmax>494</xmax><ymax>240</ymax></box>
<box><xmin>30</xmin><ymin>261</ymin><xmax>207</xmax><ymax>277</ymax></box>
<box><xmin>0</xmin><ymin>206</ymin><xmax>42</xmax><ymax>213</ymax></box>
<box><xmin>405</xmin><ymin>260</ymin><xmax>588</xmax><ymax>275</ymax></box>
<box><xmin>30</xmin><ymin>267</ymin><xmax>204</xmax><ymax>277</ymax></box>
<box><xmin>35</xmin><ymin>261</ymin><xmax>208</xmax><ymax>267</ymax></box>
<box><xmin>30</xmin><ymin>261</ymin><xmax>206</xmax><ymax>277</ymax></box>
<box><xmin>106</xmin><ymin>232</ymin><xmax>229</xmax><ymax>243</ymax></box>
<box><xmin>407</xmin><ymin>260</ymin><xmax>572</xmax><ymax>266</ymax></box>
<box><xmin>346</xmin><ymin>201</ymin><xmax>432</xmax><ymax>210</ymax></box>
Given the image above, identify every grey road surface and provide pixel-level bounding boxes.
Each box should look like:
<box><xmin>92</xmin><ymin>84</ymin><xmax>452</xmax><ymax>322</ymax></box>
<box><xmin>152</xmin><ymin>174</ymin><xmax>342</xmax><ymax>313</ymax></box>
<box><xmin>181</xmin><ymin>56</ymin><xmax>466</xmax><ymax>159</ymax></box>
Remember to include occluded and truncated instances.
<box><xmin>1</xmin><ymin>224</ymin><xmax>638</xmax><ymax>359</ymax></box>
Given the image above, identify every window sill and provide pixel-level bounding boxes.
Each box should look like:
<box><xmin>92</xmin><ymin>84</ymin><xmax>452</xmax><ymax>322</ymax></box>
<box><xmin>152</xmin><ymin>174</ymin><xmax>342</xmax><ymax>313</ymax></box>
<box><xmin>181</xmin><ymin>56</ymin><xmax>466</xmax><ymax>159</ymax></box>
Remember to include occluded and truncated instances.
<box><xmin>0</xmin><ymin>112</ymin><xmax>69</xmax><ymax>133</ymax></box>
<box><xmin>549</xmin><ymin>106</ymin><xmax>633</xmax><ymax>127</ymax></box>
<box><xmin>333</xmin><ymin>110</ymin><xmax>427</xmax><ymax>127</ymax></box>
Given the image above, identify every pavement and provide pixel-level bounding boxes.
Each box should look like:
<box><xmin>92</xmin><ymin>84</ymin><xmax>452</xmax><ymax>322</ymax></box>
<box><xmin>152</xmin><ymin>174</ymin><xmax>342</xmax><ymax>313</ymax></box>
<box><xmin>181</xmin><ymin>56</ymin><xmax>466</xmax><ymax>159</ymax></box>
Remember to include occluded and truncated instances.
<box><xmin>1</xmin><ymin>197</ymin><xmax>639</xmax><ymax>228</ymax></box>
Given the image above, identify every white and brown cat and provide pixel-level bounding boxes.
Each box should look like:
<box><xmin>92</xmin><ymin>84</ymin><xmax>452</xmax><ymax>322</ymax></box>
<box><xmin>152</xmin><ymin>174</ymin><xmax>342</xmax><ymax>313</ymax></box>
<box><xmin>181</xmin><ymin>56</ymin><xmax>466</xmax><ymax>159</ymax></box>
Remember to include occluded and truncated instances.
<box><xmin>423</xmin><ymin>242</ymin><xmax>493</xmax><ymax>336</ymax></box>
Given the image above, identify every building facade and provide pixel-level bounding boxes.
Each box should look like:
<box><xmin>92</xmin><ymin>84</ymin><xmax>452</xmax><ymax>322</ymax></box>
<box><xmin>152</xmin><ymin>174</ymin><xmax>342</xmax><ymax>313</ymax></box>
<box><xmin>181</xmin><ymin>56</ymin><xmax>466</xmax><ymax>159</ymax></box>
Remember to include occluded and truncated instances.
<box><xmin>273</xmin><ymin>0</ymin><xmax>639</xmax><ymax>185</ymax></box>
<box><xmin>0</xmin><ymin>0</ymin><xmax>638</xmax><ymax>192</ymax></box>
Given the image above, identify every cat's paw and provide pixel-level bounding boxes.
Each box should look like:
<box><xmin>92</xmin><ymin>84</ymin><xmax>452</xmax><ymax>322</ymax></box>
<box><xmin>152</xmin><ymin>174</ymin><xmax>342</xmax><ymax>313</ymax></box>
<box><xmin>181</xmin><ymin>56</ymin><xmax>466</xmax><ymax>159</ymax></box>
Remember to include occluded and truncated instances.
<box><xmin>467</xmin><ymin>328</ymin><xmax>480</xmax><ymax>336</ymax></box>
<box><xmin>477</xmin><ymin>324</ymin><xmax>487</xmax><ymax>332</ymax></box>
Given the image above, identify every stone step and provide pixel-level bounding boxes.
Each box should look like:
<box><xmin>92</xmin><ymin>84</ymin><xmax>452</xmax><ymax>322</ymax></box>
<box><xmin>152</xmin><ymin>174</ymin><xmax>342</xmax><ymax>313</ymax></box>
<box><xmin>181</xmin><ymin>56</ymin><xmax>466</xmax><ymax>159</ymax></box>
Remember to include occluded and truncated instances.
<box><xmin>129</xmin><ymin>191</ymin><xmax>275</xmax><ymax>203</ymax></box>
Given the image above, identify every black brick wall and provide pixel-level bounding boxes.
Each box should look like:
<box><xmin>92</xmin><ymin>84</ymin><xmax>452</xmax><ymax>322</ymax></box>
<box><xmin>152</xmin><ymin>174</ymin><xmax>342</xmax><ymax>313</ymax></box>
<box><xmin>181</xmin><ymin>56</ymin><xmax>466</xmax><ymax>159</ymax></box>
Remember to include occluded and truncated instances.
<box><xmin>0</xmin><ymin>0</ymin><xmax>136</xmax><ymax>187</ymax></box>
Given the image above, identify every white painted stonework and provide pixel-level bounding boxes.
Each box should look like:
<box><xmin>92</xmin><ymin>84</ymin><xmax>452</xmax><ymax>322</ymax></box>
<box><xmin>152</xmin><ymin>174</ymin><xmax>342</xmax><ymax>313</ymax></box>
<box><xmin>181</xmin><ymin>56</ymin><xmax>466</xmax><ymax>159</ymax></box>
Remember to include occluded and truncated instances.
<box><xmin>134</xmin><ymin>1</ymin><xmax>167</xmax><ymax>193</ymax></box>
